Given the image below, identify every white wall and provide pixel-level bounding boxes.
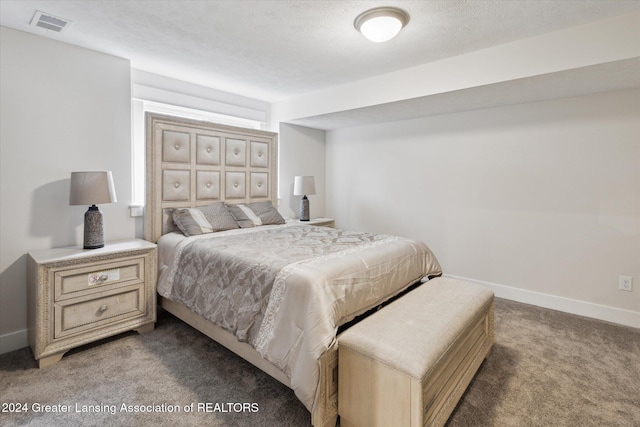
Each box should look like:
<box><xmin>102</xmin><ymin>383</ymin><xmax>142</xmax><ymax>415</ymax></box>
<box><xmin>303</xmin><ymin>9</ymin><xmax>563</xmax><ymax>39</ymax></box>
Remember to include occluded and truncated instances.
<box><xmin>278</xmin><ymin>123</ymin><xmax>326</xmax><ymax>219</ymax></box>
<box><xmin>0</xmin><ymin>27</ymin><xmax>134</xmax><ymax>353</ymax></box>
<box><xmin>326</xmin><ymin>89</ymin><xmax>640</xmax><ymax>327</ymax></box>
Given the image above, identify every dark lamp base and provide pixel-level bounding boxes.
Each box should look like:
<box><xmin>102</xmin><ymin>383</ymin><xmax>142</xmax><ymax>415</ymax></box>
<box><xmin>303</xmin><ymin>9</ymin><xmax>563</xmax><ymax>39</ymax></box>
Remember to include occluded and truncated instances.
<box><xmin>299</xmin><ymin>195</ymin><xmax>310</xmax><ymax>221</ymax></box>
<box><xmin>84</xmin><ymin>243</ymin><xmax>105</xmax><ymax>249</ymax></box>
<box><xmin>84</xmin><ymin>205</ymin><xmax>104</xmax><ymax>249</ymax></box>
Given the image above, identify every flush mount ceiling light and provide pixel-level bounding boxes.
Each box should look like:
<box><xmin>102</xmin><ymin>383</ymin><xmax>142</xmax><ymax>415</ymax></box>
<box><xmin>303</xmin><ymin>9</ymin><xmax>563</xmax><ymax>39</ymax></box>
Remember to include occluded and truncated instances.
<box><xmin>354</xmin><ymin>6</ymin><xmax>410</xmax><ymax>43</ymax></box>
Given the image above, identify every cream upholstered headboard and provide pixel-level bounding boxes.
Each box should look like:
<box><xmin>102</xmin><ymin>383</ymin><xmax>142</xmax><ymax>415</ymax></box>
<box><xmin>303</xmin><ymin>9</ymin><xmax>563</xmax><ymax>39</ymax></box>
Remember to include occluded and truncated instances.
<box><xmin>143</xmin><ymin>113</ymin><xmax>278</xmax><ymax>242</ymax></box>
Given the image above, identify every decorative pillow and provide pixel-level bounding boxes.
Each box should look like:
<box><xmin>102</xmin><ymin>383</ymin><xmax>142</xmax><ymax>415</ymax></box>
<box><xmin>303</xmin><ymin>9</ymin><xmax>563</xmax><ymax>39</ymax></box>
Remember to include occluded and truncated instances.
<box><xmin>238</xmin><ymin>205</ymin><xmax>263</xmax><ymax>226</ymax></box>
<box><xmin>198</xmin><ymin>202</ymin><xmax>240</xmax><ymax>232</ymax></box>
<box><xmin>246</xmin><ymin>201</ymin><xmax>285</xmax><ymax>225</ymax></box>
<box><xmin>226</xmin><ymin>203</ymin><xmax>255</xmax><ymax>228</ymax></box>
<box><xmin>172</xmin><ymin>208</ymin><xmax>213</xmax><ymax>236</ymax></box>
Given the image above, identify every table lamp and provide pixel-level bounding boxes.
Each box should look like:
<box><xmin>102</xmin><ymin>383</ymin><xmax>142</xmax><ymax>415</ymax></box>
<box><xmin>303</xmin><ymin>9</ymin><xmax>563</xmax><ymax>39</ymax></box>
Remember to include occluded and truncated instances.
<box><xmin>293</xmin><ymin>176</ymin><xmax>316</xmax><ymax>221</ymax></box>
<box><xmin>69</xmin><ymin>171</ymin><xmax>117</xmax><ymax>249</ymax></box>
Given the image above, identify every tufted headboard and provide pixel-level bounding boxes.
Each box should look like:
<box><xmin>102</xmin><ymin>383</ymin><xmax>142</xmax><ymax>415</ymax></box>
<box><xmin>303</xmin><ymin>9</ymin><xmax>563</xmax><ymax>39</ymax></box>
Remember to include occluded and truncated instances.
<box><xmin>143</xmin><ymin>113</ymin><xmax>278</xmax><ymax>243</ymax></box>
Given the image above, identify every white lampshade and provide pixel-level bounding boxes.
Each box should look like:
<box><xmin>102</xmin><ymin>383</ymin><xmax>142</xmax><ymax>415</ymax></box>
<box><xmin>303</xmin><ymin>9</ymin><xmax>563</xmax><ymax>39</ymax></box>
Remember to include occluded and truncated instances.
<box><xmin>354</xmin><ymin>7</ymin><xmax>410</xmax><ymax>43</ymax></box>
<box><xmin>293</xmin><ymin>176</ymin><xmax>316</xmax><ymax>196</ymax></box>
<box><xmin>69</xmin><ymin>171</ymin><xmax>117</xmax><ymax>206</ymax></box>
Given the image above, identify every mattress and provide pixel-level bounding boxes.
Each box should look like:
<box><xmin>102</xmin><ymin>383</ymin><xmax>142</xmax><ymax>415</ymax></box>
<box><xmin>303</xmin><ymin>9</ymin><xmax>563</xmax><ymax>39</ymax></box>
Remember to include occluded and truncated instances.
<box><xmin>157</xmin><ymin>223</ymin><xmax>442</xmax><ymax>412</ymax></box>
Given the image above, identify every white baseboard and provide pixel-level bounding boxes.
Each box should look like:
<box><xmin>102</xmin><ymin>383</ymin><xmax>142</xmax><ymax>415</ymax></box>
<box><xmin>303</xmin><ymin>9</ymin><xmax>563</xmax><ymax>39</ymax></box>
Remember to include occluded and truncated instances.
<box><xmin>0</xmin><ymin>328</ymin><xmax>28</xmax><ymax>355</ymax></box>
<box><xmin>445</xmin><ymin>274</ymin><xmax>640</xmax><ymax>329</ymax></box>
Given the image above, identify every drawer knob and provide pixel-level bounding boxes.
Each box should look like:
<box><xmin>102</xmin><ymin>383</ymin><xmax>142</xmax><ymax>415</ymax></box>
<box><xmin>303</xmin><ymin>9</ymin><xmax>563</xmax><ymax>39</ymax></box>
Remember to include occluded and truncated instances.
<box><xmin>98</xmin><ymin>274</ymin><xmax>109</xmax><ymax>282</ymax></box>
<box><xmin>98</xmin><ymin>304</ymin><xmax>108</xmax><ymax>313</ymax></box>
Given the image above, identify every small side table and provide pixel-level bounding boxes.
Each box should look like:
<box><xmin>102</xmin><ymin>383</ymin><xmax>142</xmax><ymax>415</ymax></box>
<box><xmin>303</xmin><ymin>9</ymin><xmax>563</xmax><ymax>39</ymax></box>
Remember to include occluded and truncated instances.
<box><xmin>27</xmin><ymin>239</ymin><xmax>157</xmax><ymax>368</ymax></box>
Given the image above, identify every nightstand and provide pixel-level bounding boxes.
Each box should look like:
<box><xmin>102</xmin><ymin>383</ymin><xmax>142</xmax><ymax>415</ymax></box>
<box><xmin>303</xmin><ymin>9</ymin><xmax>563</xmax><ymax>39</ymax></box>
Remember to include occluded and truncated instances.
<box><xmin>300</xmin><ymin>217</ymin><xmax>335</xmax><ymax>228</ymax></box>
<box><xmin>27</xmin><ymin>239</ymin><xmax>157</xmax><ymax>368</ymax></box>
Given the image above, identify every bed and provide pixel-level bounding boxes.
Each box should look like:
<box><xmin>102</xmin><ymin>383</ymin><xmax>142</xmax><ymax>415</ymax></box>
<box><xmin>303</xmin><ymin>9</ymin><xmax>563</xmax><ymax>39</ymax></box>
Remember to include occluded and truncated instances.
<box><xmin>143</xmin><ymin>113</ymin><xmax>442</xmax><ymax>426</ymax></box>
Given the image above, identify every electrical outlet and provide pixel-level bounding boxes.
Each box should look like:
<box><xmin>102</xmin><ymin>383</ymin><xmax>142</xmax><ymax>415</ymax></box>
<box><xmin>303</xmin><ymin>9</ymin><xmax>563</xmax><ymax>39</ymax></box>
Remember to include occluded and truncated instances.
<box><xmin>619</xmin><ymin>276</ymin><xmax>633</xmax><ymax>292</ymax></box>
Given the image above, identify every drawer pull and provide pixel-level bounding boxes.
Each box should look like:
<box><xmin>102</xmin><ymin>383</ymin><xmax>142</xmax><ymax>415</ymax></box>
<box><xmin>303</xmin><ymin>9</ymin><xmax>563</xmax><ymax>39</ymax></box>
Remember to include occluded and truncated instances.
<box><xmin>88</xmin><ymin>269</ymin><xmax>120</xmax><ymax>286</ymax></box>
<box><xmin>98</xmin><ymin>304</ymin><xmax>108</xmax><ymax>313</ymax></box>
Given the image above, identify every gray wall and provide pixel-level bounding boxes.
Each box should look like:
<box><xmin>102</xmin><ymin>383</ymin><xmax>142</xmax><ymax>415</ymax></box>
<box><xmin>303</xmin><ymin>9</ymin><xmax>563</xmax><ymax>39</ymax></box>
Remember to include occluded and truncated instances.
<box><xmin>277</xmin><ymin>123</ymin><xmax>326</xmax><ymax>219</ymax></box>
<box><xmin>0</xmin><ymin>27</ymin><xmax>135</xmax><ymax>353</ymax></box>
<box><xmin>325</xmin><ymin>90</ymin><xmax>640</xmax><ymax>326</ymax></box>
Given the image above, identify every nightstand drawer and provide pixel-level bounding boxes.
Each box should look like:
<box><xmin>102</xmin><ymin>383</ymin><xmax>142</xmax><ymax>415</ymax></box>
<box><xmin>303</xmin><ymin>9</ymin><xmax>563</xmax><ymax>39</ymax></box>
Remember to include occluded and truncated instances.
<box><xmin>54</xmin><ymin>257</ymin><xmax>145</xmax><ymax>299</ymax></box>
<box><xmin>54</xmin><ymin>285</ymin><xmax>145</xmax><ymax>339</ymax></box>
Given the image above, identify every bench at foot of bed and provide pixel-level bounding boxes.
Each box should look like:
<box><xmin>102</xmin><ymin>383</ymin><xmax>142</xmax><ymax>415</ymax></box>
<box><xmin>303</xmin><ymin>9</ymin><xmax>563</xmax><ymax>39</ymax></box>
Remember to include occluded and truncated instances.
<box><xmin>338</xmin><ymin>277</ymin><xmax>494</xmax><ymax>427</ymax></box>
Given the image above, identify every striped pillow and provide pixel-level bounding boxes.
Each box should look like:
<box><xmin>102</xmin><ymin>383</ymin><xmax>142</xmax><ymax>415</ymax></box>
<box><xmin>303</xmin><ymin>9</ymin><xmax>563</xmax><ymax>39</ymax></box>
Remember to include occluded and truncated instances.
<box><xmin>226</xmin><ymin>203</ymin><xmax>258</xmax><ymax>228</ymax></box>
<box><xmin>173</xmin><ymin>208</ymin><xmax>213</xmax><ymax>236</ymax></box>
<box><xmin>246</xmin><ymin>201</ymin><xmax>285</xmax><ymax>225</ymax></box>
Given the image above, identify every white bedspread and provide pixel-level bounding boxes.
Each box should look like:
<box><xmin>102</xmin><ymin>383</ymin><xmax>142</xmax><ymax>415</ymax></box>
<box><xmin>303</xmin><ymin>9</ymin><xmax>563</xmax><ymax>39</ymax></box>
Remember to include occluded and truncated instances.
<box><xmin>157</xmin><ymin>223</ymin><xmax>442</xmax><ymax>412</ymax></box>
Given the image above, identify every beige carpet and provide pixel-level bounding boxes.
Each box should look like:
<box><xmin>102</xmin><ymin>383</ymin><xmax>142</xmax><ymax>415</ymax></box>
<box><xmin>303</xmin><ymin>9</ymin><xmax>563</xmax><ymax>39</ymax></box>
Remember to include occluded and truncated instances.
<box><xmin>1</xmin><ymin>298</ymin><xmax>639</xmax><ymax>426</ymax></box>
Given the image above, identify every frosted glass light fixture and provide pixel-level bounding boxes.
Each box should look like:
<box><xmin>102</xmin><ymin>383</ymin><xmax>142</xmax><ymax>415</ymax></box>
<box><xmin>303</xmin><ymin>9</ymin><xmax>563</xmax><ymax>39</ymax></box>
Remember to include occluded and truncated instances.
<box><xmin>354</xmin><ymin>7</ymin><xmax>410</xmax><ymax>42</ymax></box>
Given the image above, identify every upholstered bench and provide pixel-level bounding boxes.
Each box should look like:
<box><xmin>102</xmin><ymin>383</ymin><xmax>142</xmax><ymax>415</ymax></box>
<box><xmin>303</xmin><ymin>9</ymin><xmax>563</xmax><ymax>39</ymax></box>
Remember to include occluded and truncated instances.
<box><xmin>338</xmin><ymin>277</ymin><xmax>494</xmax><ymax>427</ymax></box>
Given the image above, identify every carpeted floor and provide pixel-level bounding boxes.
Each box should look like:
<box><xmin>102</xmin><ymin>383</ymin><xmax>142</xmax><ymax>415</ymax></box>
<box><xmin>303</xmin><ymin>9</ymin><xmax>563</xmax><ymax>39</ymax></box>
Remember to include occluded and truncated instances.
<box><xmin>1</xmin><ymin>298</ymin><xmax>639</xmax><ymax>427</ymax></box>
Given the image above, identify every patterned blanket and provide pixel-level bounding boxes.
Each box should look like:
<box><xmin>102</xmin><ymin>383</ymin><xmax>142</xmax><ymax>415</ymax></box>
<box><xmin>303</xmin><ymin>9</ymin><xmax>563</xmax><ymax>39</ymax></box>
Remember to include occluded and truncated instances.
<box><xmin>158</xmin><ymin>224</ymin><xmax>442</xmax><ymax>412</ymax></box>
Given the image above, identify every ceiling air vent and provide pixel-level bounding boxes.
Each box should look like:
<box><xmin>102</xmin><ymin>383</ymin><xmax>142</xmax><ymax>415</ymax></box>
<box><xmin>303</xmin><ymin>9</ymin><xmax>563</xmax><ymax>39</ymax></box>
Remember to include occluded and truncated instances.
<box><xmin>30</xmin><ymin>10</ymin><xmax>72</xmax><ymax>33</ymax></box>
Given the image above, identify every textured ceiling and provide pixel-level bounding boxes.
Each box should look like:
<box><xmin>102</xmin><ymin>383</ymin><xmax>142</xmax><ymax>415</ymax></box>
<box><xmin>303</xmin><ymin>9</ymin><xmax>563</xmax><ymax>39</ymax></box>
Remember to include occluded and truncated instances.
<box><xmin>1</xmin><ymin>0</ymin><xmax>639</xmax><ymax>103</ymax></box>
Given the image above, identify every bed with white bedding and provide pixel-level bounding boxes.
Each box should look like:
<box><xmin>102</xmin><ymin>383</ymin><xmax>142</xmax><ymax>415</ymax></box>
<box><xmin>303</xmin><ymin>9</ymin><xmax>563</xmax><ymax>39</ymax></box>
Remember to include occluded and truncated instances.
<box><xmin>157</xmin><ymin>223</ymin><xmax>441</xmax><ymax>413</ymax></box>
<box><xmin>144</xmin><ymin>113</ymin><xmax>442</xmax><ymax>426</ymax></box>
